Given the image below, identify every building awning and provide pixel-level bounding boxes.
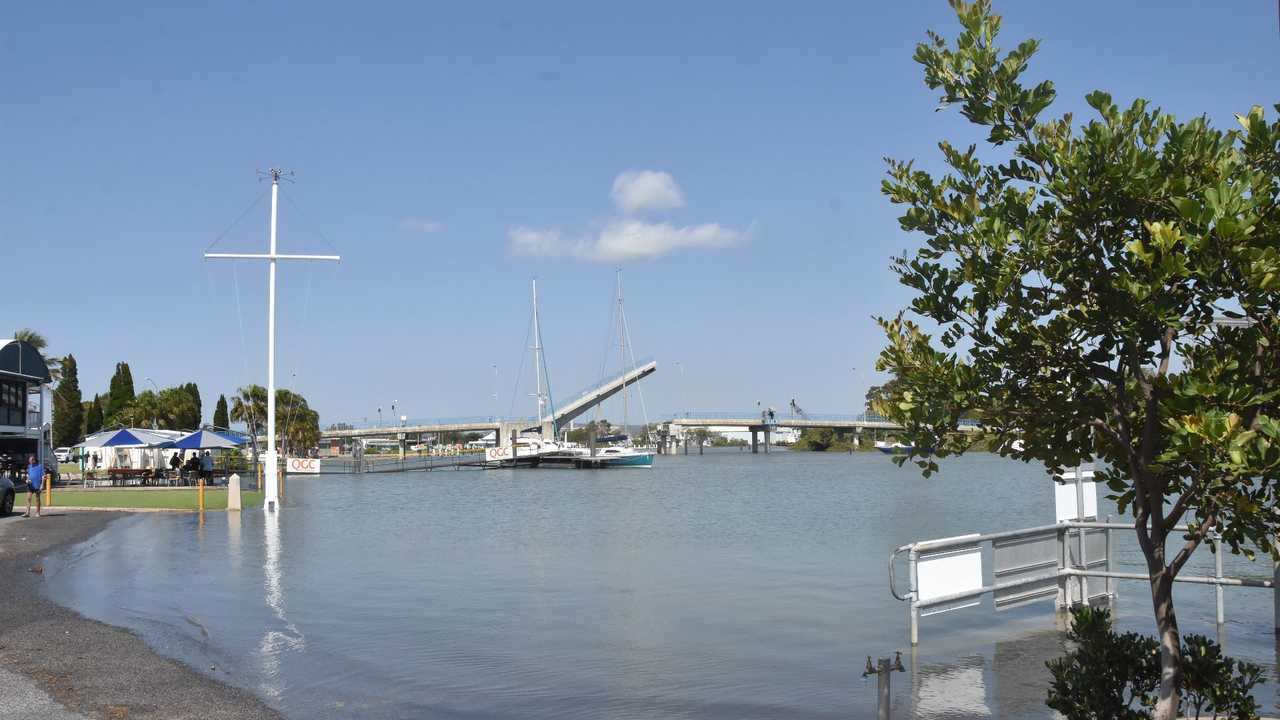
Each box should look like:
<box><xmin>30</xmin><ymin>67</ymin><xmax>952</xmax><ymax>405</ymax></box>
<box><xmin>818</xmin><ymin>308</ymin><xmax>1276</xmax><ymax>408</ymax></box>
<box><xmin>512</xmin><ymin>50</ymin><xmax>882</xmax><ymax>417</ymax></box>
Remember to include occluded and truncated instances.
<box><xmin>0</xmin><ymin>340</ymin><xmax>51</xmax><ymax>383</ymax></box>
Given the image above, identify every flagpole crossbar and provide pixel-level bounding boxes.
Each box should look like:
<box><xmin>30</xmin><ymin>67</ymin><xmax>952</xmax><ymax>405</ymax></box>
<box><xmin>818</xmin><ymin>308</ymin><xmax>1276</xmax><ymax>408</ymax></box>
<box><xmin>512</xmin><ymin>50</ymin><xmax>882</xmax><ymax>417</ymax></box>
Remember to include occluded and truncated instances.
<box><xmin>205</xmin><ymin>253</ymin><xmax>341</xmax><ymax>262</ymax></box>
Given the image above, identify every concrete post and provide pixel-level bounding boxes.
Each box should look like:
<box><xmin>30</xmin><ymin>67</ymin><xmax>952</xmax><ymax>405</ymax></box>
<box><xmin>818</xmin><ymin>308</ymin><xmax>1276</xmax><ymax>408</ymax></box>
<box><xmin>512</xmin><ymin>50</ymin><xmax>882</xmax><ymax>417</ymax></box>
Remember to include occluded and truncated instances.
<box><xmin>228</xmin><ymin>473</ymin><xmax>242</xmax><ymax>511</ymax></box>
<box><xmin>764</xmin><ymin>429</ymin><xmax>771</xmax><ymax>454</ymax></box>
<box><xmin>751</xmin><ymin>430</ymin><xmax>759</xmax><ymax>454</ymax></box>
<box><xmin>876</xmin><ymin>658</ymin><xmax>892</xmax><ymax>720</ymax></box>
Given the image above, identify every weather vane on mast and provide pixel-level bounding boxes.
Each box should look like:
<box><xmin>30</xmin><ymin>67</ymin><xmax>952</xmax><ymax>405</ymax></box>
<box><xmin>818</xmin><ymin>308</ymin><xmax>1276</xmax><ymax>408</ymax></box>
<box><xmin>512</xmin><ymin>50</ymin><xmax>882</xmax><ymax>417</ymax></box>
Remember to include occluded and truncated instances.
<box><xmin>204</xmin><ymin>168</ymin><xmax>339</xmax><ymax>513</ymax></box>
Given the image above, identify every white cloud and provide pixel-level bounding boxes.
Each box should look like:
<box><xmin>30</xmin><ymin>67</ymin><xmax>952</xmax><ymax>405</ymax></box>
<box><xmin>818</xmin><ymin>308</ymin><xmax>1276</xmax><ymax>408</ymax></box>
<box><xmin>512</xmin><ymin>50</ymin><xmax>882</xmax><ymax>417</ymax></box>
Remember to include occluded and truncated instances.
<box><xmin>590</xmin><ymin>220</ymin><xmax>737</xmax><ymax>261</ymax></box>
<box><xmin>399</xmin><ymin>217</ymin><xmax>445</xmax><ymax>233</ymax></box>
<box><xmin>509</xmin><ymin>170</ymin><xmax>742</xmax><ymax>262</ymax></box>
<box><xmin>509</xmin><ymin>227</ymin><xmax>568</xmax><ymax>256</ymax></box>
<box><xmin>508</xmin><ymin>220</ymin><xmax>740</xmax><ymax>262</ymax></box>
<box><xmin>611</xmin><ymin>170</ymin><xmax>685</xmax><ymax>214</ymax></box>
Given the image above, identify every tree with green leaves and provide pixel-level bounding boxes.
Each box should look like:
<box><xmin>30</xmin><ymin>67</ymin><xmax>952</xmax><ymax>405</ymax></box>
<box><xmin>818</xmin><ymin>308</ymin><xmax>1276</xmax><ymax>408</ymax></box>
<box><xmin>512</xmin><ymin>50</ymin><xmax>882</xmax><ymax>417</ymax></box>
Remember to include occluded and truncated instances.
<box><xmin>52</xmin><ymin>354</ymin><xmax>83</xmax><ymax>447</ymax></box>
<box><xmin>84</xmin><ymin>394</ymin><xmax>104</xmax><ymax>436</ymax></box>
<box><xmin>13</xmin><ymin>328</ymin><xmax>61</xmax><ymax>382</ymax></box>
<box><xmin>230</xmin><ymin>385</ymin><xmax>266</xmax><ymax>467</ymax></box>
<box><xmin>213</xmin><ymin>394</ymin><xmax>229</xmax><ymax>429</ymax></box>
<box><xmin>875</xmin><ymin>3</ymin><xmax>1280</xmax><ymax>717</ymax></box>
<box><xmin>105</xmin><ymin>362</ymin><xmax>135</xmax><ymax>420</ymax></box>
<box><xmin>182</xmin><ymin>382</ymin><xmax>202</xmax><ymax>428</ymax></box>
<box><xmin>116</xmin><ymin>390</ymin><xmax>161</xmax><ymax>429</ymax></box>
<box><xmin>156</xmin><ymin>387</ymin><xmax>198</xmax><ymax>429</ymax></box>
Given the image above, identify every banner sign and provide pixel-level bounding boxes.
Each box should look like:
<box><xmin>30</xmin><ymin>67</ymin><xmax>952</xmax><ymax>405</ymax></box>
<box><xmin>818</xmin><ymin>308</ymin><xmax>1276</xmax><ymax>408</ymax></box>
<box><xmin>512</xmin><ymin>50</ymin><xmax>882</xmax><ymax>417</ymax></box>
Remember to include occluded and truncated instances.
<box><xmin>286</xmin><ymin>457</ymin><xmax>321</xmax><ymax>474</ymax></box>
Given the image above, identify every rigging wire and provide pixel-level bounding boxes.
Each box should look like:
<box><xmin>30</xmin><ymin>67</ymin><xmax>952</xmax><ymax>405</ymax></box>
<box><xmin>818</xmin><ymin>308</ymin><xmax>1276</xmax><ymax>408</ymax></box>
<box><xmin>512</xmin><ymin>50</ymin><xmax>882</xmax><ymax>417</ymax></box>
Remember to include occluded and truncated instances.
<box><xmin>620</xmin><ymin>298</ymin><xmax>650</xmax><ymax>428</ymax></box>
<box><xmin>506</xmin><ymin>306</ymin><xmax>535</xmax><ymax>420</ymax></box>
<box><xmin>538</xmin><ymin>306</ymin><xmax>557</xmax><ymax>431</ymax></box>
<box><xmin>204</xmin><ymin>190</ymin><xmax>268</xmax><ymax>255</ymax></box>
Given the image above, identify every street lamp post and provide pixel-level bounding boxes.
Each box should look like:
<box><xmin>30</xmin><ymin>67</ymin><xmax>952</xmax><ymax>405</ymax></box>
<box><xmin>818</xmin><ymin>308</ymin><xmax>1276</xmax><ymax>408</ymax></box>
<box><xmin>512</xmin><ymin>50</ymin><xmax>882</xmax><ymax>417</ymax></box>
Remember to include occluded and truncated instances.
<box><xmin>144</xmin><ymin>377</ymin><xmax>160</xmax><ymax>429</ymax></box>
<box><xmin>377</xmin><ymin>406</ymin><xmax>382</xmax><ymax>428</ymax></box>
<box><xmin>674</xmin><ymin>361</ymin><xmax>685</xmax><ymax>417</ymax></box>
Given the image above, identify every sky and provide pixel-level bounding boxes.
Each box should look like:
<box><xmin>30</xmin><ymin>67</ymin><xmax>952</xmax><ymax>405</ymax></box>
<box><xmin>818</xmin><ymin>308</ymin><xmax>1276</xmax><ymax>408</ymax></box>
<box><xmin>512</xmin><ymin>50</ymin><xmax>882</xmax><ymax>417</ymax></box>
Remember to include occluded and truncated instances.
<box><xmin>3</xmin><ymin>1</ymin><xmax>1276</xmax><ymax>427</ymax></box>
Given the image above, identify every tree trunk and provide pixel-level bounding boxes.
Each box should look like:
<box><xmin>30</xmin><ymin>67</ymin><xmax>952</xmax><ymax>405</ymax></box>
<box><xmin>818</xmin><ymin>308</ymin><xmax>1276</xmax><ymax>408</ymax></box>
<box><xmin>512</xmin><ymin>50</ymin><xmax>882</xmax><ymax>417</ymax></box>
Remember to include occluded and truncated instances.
<box><xmin>1151</xmin><ymin>573</ymin><xmax>1183</xmax><ymax>720</ymax></box>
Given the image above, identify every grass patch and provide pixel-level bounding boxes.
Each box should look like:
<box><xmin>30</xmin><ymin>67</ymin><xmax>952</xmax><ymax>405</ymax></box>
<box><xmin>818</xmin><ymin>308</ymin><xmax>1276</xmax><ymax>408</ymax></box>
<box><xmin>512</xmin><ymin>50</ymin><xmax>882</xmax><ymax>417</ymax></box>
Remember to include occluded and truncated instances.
<box><xmin>49</xmin><ymin>488</ymin><xmax>264</xmax><ymax>511</ymax></box>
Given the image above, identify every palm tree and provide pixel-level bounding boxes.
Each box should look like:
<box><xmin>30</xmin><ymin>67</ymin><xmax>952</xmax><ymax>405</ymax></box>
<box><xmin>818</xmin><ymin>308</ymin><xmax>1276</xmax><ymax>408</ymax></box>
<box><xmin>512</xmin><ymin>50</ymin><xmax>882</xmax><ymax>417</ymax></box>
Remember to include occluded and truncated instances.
<box><xmin>13</xmin><ymin>328</ymin><xmax>61</xmax><ymax>382</ymax></box>
<box><xmin>230</xmin><ymin>385</ymin><xmax>268</xmax><ymax>463</ymax></box>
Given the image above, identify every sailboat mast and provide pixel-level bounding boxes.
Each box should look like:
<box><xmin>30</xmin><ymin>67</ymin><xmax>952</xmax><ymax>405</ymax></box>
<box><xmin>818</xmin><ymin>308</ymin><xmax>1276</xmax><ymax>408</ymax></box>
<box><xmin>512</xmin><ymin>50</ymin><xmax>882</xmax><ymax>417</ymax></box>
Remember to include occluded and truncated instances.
<box><xmin>532</xmin><ymin>279</ymin><xmax>545</xmax><ymax>424</ymax></box>
<box><xmin>617</xmin><ymin>269</ymin><xmax>628</xmax><ymax>435</ymax></box>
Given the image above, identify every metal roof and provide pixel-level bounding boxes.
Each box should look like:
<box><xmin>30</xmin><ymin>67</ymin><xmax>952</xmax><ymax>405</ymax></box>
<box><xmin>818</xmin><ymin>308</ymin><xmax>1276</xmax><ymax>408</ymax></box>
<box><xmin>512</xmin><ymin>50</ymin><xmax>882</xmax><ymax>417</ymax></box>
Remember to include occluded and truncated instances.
<box><xmin>0</xmin><ymin>340</ymin><xmax>51</xmax><ymax>383</ymax></box>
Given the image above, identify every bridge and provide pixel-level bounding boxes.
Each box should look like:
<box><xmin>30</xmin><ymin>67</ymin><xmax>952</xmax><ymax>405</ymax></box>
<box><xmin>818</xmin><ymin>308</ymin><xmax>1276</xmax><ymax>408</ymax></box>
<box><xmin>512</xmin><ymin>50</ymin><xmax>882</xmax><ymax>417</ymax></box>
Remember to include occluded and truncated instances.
<box><xmin>319</xmin><ymin>359</ymin><xmax>658</xmax><ymax>450</ymax></box>
<box><xmin>660</xmin><ymin>411</ymin><xmax>980</xmax><ymax>453</ymax></box>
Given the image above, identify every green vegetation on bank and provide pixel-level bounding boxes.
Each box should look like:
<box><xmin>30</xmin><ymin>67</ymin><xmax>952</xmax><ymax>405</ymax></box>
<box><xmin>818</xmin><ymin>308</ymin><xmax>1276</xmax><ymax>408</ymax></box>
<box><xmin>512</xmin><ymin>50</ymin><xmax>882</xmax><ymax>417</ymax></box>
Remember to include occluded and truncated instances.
<box><xmin>877</xmin><ymin>2</ymin><xmax>1280</xmax><ymax>715</ymax></box>
<box><xmin>49</xmin><ymin>488</ymin><xmax>264</xmax><ymax>511</ymax></box>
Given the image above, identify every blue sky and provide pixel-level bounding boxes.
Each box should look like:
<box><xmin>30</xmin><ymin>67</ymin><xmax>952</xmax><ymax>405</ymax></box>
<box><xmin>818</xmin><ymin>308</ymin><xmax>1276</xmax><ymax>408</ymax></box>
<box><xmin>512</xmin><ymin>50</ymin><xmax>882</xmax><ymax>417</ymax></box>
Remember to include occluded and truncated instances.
<box><xmin>4</xmin><ymin>1</ymin><xmax>1276</xmax><ymax>426</ymax></box>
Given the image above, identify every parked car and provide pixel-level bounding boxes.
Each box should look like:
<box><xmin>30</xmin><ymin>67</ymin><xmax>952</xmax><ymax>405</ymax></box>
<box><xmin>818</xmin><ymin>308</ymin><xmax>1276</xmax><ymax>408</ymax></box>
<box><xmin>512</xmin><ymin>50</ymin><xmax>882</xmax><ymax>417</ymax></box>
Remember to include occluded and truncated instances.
<box><xmin>54</xmin><ymin>447</ymin><xmax>72</xmax><ymax>463</ymax></box>
<box><xmin>1</xmin><ymin>474</ymin><xmax>14</xmax><ymax>515</ymax></box>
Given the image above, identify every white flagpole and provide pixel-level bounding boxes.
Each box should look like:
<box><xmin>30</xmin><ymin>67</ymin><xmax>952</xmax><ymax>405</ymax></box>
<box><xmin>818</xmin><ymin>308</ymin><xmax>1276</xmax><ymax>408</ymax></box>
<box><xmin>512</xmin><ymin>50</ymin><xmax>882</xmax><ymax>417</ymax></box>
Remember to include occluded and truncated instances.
<box><xmin>265</xmin><ymin>176</ymin><xmax>279</xmax><ymax>512</ymax></box>
<box><xmin>204</xmin><ymin>168</ymin><xmax>339</xmax><ymax>513</ymax></box>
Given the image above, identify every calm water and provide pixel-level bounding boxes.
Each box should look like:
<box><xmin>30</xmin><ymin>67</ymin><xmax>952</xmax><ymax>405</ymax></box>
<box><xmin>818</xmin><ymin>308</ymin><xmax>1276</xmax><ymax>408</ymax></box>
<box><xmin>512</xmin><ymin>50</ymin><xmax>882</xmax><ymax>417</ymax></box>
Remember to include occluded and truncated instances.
<box><xmin>42</xmin><ymin>451</ymin><xmax>1280</xmax><ymax>718</ymax></box>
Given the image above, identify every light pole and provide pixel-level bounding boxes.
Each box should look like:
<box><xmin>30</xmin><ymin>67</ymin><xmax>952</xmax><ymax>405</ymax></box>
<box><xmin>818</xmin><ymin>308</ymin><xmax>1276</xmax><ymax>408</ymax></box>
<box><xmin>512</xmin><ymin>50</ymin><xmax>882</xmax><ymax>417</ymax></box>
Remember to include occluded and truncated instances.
<box><xmin>144</xmin><ymin>377</ymin><xmax>160</xmax><ymax>429</ymax></box>
<box><xmin>492</xmin><ymin>364</ymin><xmax>499</xmax><ymax>415</ymax></box>
<box><xmin>377</xmin><ymin>406</ymin><xmax>382</xmax><ymax>427</ymax></box>
<box><xmin>674</xmin><ymin>361</ymin><xmax>685</xmax><ymax>417</ymax></box>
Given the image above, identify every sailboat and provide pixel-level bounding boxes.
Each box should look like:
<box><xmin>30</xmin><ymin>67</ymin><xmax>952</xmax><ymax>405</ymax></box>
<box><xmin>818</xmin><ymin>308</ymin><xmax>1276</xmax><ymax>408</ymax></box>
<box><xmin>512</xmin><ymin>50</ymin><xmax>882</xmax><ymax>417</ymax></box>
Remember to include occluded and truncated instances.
<box><xmin>581</xmin><ymin>270</ymin><xmax>654</xmax><ymax>468</ymax></box>
<box><xmin>484</xmin><ymin>279</ymin><xmax>576</xmax><ymax>467</ymax></box>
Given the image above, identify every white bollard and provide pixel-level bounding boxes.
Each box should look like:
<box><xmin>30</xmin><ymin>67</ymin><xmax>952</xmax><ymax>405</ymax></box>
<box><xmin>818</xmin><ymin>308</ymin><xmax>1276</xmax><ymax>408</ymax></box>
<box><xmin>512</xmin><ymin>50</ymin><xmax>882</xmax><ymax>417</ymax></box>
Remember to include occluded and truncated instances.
<box><xmin>228</xmin><ymin>473</ymin><xmax>242</xmax><ymax>511</ymax></box>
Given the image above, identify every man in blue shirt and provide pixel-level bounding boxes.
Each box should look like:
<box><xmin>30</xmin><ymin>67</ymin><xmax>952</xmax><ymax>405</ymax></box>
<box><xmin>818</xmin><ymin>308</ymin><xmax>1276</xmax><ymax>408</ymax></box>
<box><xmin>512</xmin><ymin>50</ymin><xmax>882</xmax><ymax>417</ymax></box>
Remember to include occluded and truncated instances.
<box><xmin>24</xmin><ymin>455</ymin><xmax>43</xmax><ymax>518</ymax></box>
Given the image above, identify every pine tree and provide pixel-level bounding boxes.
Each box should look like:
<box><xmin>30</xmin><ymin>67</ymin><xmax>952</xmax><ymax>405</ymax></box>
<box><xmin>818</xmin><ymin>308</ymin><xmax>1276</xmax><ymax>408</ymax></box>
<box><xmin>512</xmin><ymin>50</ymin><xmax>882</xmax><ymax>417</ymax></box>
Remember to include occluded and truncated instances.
<box><xmin>84</xmin><ymin>394</ymin><xmax>105</xmax><ymax>435</ymax></box>
<box><xmin>106</xmin><ymin>362</ymin><xmax>135</xmax><ymax>420</ymax></box>
<box><xmin>52</xmin><ymin>354</ymin><xmax>83</xmax><ymax>447</ymax></box>
<box><xmin>183</xmin><ymin>382</ymin><xmax>202</xmax><ymax>428</ymax></box>
<box><xmin>213</xmin><ymin>394</ymin><xmax>229</xmax><ymax>429</ymax></box>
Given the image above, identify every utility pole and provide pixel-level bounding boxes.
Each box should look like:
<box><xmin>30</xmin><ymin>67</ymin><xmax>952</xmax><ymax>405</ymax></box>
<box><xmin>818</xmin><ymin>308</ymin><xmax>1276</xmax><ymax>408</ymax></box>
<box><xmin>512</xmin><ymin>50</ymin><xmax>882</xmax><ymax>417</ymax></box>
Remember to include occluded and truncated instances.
<box><xmin>205</xmin><ymin>169</ymin><xmax>340</xmax><ymax>512</ymax></box>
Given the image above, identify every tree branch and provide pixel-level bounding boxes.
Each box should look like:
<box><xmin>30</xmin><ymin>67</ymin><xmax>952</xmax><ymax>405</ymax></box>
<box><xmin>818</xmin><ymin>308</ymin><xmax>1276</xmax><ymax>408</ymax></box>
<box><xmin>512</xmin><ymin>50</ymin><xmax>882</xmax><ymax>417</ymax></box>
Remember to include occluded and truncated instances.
<box><xmin>1169</xmin><ymin>513</ymin><xmax>1217</xmax><ymax>578</ymax></box>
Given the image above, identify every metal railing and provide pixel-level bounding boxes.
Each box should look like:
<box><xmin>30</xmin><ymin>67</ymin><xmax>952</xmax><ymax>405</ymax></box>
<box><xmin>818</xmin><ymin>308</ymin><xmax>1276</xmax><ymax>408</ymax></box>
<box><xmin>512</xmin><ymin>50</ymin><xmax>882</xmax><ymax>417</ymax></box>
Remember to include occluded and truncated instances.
<box><xmin>557</xmin><ymin>356</ymin><xmax>656</xmax><ymax>410</ymax></box>
<box><xmin>666</xmin><ymin>411</ymin><xmax>980</xmax><ymax>426</ymax></box>
<box><xmin>889</xmin><ymin>520</ymin><xmax>1276</xmax><ymax>645</ymax></box>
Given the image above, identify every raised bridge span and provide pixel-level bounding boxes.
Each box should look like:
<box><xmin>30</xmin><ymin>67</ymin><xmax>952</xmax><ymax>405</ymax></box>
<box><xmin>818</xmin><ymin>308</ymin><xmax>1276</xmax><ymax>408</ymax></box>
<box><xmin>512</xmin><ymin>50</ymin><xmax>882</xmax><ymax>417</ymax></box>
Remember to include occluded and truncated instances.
<box><xmin>320</xmin><ymin>359</ymin><xmax>658</xmax><ymax>444</ymax></box>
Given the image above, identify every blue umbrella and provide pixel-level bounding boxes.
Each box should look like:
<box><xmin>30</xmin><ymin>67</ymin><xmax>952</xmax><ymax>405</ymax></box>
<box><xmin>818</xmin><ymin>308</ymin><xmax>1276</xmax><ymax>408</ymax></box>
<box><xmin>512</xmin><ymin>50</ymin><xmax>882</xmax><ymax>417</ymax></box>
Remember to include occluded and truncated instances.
<box><xmin>171</xmin><ymin>429</ymin><xmax>244</xmax><ymax>450</ymax></box>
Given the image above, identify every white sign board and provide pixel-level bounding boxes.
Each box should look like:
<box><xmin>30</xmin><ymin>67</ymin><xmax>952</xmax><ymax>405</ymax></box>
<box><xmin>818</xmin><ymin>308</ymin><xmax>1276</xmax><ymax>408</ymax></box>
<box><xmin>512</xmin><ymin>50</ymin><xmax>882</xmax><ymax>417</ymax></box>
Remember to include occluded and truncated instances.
<box><xmin>286</xmin><ymin>457</ymin><xmax>321</xmax><ymax>474</ymax></box>
<box><xmin>917</xmin><ymin>535</ymin><xmax>983</xmax><ymax>615</ymax></box>
<box><xmin>1055</xmin><ymin>468</ymin><xmax>1098</xmax><ymax>522</ymax></box>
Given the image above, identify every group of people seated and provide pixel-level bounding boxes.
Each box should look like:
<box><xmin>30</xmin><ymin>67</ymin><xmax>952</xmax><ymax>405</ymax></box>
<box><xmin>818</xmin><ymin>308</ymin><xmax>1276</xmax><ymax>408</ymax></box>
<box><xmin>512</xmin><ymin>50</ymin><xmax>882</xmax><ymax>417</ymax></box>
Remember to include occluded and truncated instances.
<box><xmin>168</xmin><ymin>450</ymin><xmax>216</xmax><ymax>484</ymax></box>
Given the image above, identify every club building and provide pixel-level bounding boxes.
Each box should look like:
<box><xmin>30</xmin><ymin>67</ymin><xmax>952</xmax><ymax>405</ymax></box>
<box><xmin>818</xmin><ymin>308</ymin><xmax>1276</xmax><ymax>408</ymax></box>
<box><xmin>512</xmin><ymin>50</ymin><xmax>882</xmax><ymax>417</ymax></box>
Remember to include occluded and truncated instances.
<box><xmin>0</xmin><ymin>339</ymin><xmax>52</xmax><ymax>465</ymax></box>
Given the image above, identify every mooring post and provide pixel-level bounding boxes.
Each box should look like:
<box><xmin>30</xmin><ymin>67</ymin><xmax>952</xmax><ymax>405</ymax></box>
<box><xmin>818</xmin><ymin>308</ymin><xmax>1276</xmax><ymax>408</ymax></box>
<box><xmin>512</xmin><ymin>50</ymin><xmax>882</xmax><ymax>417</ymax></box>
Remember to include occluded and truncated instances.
<box><xmin>863</xmin><ymin>653</ymin><xmax>904</xmax><ymax>720</ymax></box>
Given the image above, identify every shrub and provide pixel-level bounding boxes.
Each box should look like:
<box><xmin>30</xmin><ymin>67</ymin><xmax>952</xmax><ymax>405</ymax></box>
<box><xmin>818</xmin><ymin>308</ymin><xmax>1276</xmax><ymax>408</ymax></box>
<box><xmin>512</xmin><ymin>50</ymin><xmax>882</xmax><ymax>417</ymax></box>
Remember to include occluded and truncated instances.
<box><xmin>1046</xmin><ymin>607</ymin><xmax>1263</xmax><ymax>719</ymax></box>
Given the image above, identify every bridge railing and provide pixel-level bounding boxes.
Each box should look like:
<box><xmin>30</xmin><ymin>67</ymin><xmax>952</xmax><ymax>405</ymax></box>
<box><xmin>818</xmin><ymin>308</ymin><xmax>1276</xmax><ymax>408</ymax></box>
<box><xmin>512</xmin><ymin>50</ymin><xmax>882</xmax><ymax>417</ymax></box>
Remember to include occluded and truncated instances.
<box><xmin>556</xmin><ymin>356</ymin><xmax>656</xmax><ymax>413</ymax></box>
<box><xmin>664</xmin><ymin>411</ymin><xmax>980</xmax><ymax>427</ymax></box>
<box><xmin>324</xmin><ymin>415</ymin><xmax>535</xmax><ymax>432</ymax></box>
